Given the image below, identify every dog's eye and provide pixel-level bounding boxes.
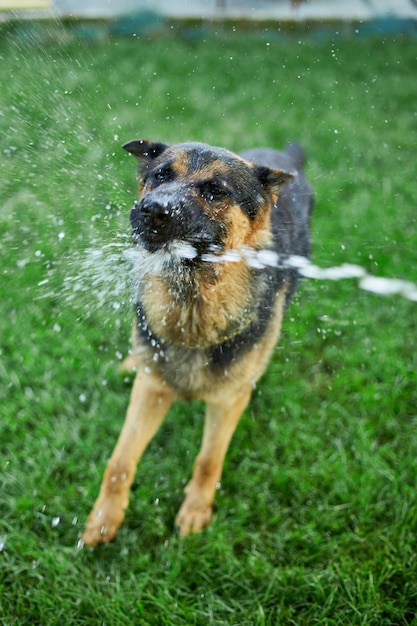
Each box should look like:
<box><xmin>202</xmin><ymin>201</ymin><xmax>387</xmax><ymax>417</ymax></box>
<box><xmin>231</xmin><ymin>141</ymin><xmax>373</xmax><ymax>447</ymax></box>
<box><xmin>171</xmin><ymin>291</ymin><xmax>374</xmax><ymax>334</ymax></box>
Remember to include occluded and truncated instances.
<box><xmin>200</xmin><ymin>180</ymin><xmax>228</xmax><ymax>203</ymax></box>
<box><xmin>151</xmin><ymin>167</ymin><xmax>174</xmax><ymax>185</ymax></box>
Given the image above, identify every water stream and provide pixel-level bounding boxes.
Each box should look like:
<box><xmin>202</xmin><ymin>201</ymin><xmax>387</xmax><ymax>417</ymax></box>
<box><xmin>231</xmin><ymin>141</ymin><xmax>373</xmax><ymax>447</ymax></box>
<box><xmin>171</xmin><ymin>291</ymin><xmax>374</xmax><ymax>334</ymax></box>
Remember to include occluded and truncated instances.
<box><xmin>36</xmin><ymin>238</ymin><xmax>417</xmax><ymax>323</ymax></box>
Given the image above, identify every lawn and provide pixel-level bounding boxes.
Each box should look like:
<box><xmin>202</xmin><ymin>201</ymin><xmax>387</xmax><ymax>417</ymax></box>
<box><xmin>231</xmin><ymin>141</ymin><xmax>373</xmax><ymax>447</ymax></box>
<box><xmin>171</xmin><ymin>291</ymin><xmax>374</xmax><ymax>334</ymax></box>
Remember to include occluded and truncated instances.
<box><xmin>0</xmin><ymin>18</ymin><xmax>417</xmax><ymax>625</ymax></box>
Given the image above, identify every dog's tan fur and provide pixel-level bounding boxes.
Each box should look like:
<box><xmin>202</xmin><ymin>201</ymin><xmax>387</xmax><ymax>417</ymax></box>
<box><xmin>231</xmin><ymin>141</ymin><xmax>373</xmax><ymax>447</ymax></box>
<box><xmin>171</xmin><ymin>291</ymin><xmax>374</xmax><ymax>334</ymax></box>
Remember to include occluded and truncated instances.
<box><xmin>82</xmin><ymin>139</ymin><xmax>313</xmax><ymax>545</ymax></box>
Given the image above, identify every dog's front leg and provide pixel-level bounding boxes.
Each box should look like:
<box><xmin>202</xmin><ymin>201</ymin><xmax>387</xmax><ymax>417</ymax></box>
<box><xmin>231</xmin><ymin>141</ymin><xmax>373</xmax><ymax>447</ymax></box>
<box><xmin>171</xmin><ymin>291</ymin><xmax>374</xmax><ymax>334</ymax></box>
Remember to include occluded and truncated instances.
<box><xmin>82</xmin><ymin>370</ymin><xmax>175</xmax><ymax>546</ymax></box>
<box><xmin>175</xmin><ymin>384</ymin><xmax>252</xmax><ymax>537</ymax></box>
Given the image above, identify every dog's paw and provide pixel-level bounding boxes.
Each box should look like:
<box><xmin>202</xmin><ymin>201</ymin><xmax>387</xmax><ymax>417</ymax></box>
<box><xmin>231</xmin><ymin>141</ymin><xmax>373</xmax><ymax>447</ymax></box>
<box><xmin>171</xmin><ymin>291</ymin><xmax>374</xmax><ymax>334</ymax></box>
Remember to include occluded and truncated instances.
<box><xmin>82</xmin><ymin>503</ymin><xmax>125</xmax><ymax>546</ymax></box>
<box><xmin>175</xmin><ymin>496</ymin><xmax>213</xmax><ymax>537</ymax></box>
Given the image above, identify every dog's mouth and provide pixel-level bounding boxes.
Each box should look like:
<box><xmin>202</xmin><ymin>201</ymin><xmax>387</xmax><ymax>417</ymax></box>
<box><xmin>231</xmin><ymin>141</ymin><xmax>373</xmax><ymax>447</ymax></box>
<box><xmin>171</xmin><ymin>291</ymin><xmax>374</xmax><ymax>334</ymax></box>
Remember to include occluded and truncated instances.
<box><xmin>130</xmin><ymin>198</ymin><xmax>224</xmax><ymax>255</ymax></box>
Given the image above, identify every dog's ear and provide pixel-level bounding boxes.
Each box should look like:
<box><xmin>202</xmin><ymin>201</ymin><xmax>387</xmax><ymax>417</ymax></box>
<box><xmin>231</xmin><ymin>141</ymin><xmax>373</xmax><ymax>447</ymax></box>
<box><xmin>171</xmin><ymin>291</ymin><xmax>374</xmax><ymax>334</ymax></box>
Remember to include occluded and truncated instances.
<box><xmin>122</xmin><ymin>139</ymin><xmax>169</xmax><ymax>161</ymax></box>
<box><xmin>254</xmin><ymin>165</ymin><xmax>296</xmax><ymax>194</ymax></box>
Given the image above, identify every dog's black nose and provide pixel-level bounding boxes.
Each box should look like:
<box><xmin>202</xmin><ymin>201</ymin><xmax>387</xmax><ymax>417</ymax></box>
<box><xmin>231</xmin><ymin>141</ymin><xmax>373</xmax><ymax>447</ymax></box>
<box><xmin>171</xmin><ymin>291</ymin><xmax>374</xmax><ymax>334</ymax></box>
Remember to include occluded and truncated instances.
<box><xmin>131</xmin><ymin>198</ymin><xmax>171</xmax><ymax>229</ymax></box>
<box><xmin>139</xmin><ymin>198</ymin><xmax>168</xmax><ymax>217</ymax></box>
<box><xmin>131</xmin><ymin>197</ymin><xmax>175</xmax><ymax>251</ymax></box>
<box><xmin>138</xmin><ymin>198</ymin><xmax>172</xmax><ymax>225</ymax></box>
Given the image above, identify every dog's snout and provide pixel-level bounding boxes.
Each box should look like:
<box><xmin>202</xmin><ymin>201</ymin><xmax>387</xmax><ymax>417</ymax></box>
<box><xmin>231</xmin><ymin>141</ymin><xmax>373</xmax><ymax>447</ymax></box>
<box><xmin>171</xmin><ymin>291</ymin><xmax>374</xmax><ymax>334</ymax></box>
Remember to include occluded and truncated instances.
<box><xmin>131</xmin><ymin>196</ymin><xmax>177</xmax><ymax>251</ymax></box>
<box><xmin>131</xmin><ymin>198</ymin><xmax>172</xmax><ymax>230</ymax></box>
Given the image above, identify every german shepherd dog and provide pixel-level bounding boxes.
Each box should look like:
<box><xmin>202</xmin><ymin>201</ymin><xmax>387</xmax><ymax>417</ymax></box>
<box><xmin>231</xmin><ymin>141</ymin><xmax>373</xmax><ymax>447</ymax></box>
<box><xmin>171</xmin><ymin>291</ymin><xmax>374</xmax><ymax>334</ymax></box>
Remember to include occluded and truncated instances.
<box><xmin>82</xmin><ymin>139</ymin><xmax>313</xmax><ymax>545</ymax></box>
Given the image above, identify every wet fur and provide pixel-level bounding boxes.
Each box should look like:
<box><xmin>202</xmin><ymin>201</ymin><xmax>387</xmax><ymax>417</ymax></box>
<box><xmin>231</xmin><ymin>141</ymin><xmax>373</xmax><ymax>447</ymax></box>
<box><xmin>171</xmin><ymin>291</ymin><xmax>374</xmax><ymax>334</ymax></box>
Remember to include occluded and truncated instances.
<box><xmin>82</xmin><ymin>140</ymin><xmax>313</xmax><ymax>545</ymax></box>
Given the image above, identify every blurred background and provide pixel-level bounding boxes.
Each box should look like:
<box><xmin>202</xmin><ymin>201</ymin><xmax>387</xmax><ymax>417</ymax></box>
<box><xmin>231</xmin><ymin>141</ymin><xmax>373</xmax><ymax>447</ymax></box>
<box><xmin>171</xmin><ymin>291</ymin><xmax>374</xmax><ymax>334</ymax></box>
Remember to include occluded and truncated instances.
<box><xmin>1</xmin><ymin>0</ymin><xmax>417</xmax><ymax>21</ymax></box>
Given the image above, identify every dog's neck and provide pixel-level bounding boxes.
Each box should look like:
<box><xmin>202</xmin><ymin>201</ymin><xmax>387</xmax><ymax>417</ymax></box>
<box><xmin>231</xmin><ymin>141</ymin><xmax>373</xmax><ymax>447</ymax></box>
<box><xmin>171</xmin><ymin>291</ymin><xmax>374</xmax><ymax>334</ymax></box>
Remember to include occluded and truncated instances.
<box><xmin>134</xmin><ymin>250</ymin><xmax>257</xmax><ymax>349</ymax></box>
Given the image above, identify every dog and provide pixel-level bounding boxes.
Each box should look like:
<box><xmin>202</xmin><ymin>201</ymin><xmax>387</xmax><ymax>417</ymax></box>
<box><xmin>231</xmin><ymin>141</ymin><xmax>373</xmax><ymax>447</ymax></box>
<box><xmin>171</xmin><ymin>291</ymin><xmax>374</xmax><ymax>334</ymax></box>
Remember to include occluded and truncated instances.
<box><xmin>82</xmin><ymin>139</ymin><xmax>313</xmax><ymax>545</ymax></box>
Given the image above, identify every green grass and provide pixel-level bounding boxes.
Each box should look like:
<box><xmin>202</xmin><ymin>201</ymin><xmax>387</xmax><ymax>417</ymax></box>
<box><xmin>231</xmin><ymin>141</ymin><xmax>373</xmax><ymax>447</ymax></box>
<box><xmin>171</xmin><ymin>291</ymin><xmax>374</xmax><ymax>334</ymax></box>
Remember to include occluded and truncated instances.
<box><xmin>1</xmin><ymin>20</ymin><xmax>417</xmax><ymax>625</ymax></box>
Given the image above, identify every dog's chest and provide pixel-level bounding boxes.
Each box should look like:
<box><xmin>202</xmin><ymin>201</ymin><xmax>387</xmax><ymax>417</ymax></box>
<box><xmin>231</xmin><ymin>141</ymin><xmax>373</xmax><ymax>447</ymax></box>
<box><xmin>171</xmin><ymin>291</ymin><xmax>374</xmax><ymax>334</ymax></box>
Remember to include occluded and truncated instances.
<box><xmin>132</xmin><ymin>259</ymin><xmax>284</xmax><ymax>396</ymax></box>
<box><xmin>135</xmin><ymin>301</ymin><xmax>231</xmax><ymax>395</ymax></box>
<box><xmin>154</xmin><ymin>346</ymin><xmax>216</xmax><ymax>397</ymax></box>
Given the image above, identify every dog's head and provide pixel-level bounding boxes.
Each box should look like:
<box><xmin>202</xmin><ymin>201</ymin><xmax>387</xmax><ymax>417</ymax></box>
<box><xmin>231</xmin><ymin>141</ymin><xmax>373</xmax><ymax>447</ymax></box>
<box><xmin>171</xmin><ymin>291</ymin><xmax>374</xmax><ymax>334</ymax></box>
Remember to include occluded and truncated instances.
<box><xmin>123</xmin><ymin>139</ymin><xmax>294</xmax><ymax>258</ymax></box>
